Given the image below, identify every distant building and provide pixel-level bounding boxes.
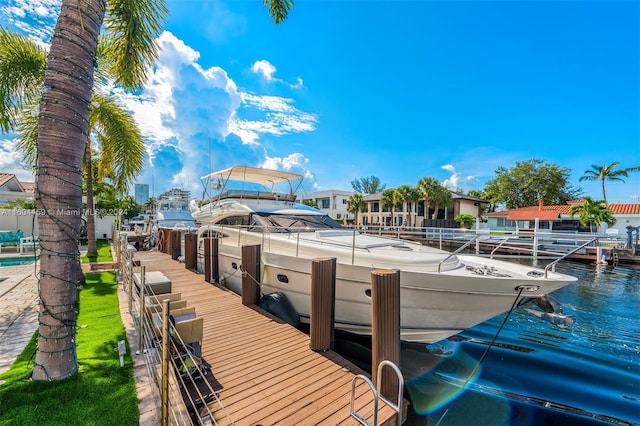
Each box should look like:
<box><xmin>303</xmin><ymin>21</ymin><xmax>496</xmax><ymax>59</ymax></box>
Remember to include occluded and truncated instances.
<box><xmin>297</xmin><ymin>190</ymin><xmax>354</xmax><ymax>221</ymax></box>
<box><xmin>158</xmin><ymin>188</ymin><xmax>191</xmax><ymax>203</ymax></box>
<box><xmin>134</xmin><ymin>183</ymin><xmax>149</xmax><ymax>205</ymax></box>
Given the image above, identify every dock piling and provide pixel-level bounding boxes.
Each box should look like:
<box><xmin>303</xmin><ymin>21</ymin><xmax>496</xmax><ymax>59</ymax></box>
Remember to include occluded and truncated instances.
<box><xmin>203</xmin><ymin>237</ymin><xmax>218</xmax><ymax>284</ymax></box>
<box><xmin>241</xmin><ymin>244</ymin><xmax>261</xmax><ymax>306</ymax></box>
<box><xmin>309</xmin><ymin>257</ymin><xmax>336</xmax><ymax>351</ymax></box>
<box><xmin>371</xmin><ymin>269</ymin><xmax>401</xmax><ymax>401</ymax></box>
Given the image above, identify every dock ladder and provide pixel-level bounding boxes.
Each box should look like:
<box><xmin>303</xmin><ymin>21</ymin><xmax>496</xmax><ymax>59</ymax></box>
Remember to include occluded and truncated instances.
<box><xmin>349</xmin><ymin>360</ymin><xmax>404</xmax><ymax>426</ymax></box>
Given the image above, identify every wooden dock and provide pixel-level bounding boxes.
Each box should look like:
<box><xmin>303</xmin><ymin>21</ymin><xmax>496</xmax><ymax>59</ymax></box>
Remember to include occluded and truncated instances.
<box><xmin>134</xmin><ymin>250</ymin><xmax>401</xmax><ymax>425</ymax></box>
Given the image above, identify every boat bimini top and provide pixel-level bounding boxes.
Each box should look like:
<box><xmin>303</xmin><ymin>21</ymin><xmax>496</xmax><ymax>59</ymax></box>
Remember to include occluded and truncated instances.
<box><xmin>200</xmin><ymin>166</ymin><xmax>304</xmax><ymax>203</ymax></box>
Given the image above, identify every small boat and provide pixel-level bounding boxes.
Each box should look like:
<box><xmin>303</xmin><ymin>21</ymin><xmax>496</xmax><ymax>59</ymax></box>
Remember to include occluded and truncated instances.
<box><xmin>155</xmin><ymin>194</ymin><xmax>197</xmax><ymax>231</ymax></box>
<box><xmin>190</xmin><ymin>166</ymin><xmax>577</xmax><ymax>343</ymax></box>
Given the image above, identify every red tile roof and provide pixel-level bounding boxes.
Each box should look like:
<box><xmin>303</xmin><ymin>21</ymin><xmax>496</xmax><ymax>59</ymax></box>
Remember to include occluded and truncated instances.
<box><xmin>0</xmin><ymin>173</ymin><xmax>15</xmax><ymax>187</ymax></box>
<box><xmin>507</xmin><ymin>209</ymin><xmax>561</xmax><ymax>221</ymax></box>
<box><xmin>487</xmin><ymin>202</ymin><xmax>640</xmax><ymax>219</ymax></box>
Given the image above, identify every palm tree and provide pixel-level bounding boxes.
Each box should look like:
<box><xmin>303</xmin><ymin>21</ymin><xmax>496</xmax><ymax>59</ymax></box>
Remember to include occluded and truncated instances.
<box><xmin>570</xmin><ymin>197</ymin><xmax>616</xmax><ymax>233</ymax></box>
<box><xmin>380</xmin><ymin>189</ymin><xmax>396</xmax><ymax>227</ymax></box>
<box><xmin>431</xmin><ymin>184</ymin><xmax>453</xmax><ymax>220</ymax></box>
<box><xmin>2</xmin><ymin>30</ymin><xmax>145</xmax><ymax>258</ymax></box>
<box><xmin>579</xmin><ymin>162</ymin><xmax>629</xmax><ymax>204</ymax></box>
<box><xmin>395</xmin><ymin>184</ymin><xmax>418</xmax><ymax>227</ymax></box>
<box><xmin>417</xmin><ymin>177</ymin><xmax>440</xmax><ymax>225</ymax></box>
<box><xmin>15</xmin><ymin>0</ymin><xmax>293</xmax><ymax>381</ymax></box>
<box><xmin>346</xmin><ymin>193</ymin><xmax>367</xmax><ymax>226</ymax></box>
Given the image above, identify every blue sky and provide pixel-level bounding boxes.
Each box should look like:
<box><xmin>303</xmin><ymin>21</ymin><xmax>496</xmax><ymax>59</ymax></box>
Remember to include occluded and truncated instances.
<box><xmin>1</xmin><ymin>0</ymin><xmax>639</xmax><ymax>205</ymax></box>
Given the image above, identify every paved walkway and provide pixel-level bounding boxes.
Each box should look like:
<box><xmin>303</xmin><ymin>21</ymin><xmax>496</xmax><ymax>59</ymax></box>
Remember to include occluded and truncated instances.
<box><xmin>0</xmin><ymin>265</ymin><xmax>39</xmax><ymax>374</ymax></box>
<box><xmin>0</xmin><ymin>260</ymin><xmax>159</xmax><ymax>424</ymax></box>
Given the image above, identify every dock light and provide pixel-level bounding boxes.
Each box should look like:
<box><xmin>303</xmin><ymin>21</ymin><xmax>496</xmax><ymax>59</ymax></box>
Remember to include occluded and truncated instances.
<box><xmin>118</xmin><ymin>340</ymin><xmax>127</xmax><ymax>367</ymax></box>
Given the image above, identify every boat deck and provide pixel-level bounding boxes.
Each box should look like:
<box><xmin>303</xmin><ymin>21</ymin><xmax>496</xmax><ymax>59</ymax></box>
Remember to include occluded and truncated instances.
<box><xmin>134</xmin><ymin>250</ymin><xmax>401</xmax><ymax>425</ymax></box>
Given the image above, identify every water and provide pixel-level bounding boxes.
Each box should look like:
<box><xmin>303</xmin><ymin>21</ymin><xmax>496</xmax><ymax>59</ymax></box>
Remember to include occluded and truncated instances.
<box><xmin>403</xmin><ymin>260</ymin><xmax>640</xmax><ymax>425</ymax></box>
<box><xmin>0</xmin><ymin>256</ymin><xmax>37</xmax><ymax>267</ymax></box>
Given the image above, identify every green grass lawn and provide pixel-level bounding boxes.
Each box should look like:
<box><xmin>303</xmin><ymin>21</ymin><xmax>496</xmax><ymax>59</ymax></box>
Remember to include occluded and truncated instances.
<box><xmin>81</xmin><ymin>240</ymin><xmax>113</xmax><ymax>263</ymax></box>
<box><xmin>0</xmin><ymin>272</ymin><xmax>139</xmax><ymax>425</ymax></box>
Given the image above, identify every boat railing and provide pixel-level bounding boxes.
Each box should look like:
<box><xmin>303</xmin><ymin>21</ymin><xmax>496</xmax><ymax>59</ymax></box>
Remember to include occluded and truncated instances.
<box><xmin>438</xmin><ymin>235</ymin><xmax>481</xmax><ymax>273</ymax></box>
<box><xmin>544</xmin><ymin>237</ymin><xmax>598</xmax><ymax>277</ymax></box>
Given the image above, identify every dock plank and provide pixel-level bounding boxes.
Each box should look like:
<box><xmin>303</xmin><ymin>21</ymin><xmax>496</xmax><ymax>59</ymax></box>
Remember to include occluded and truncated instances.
<box><xmin>133</xmin><ymin>251</ymin><xmax>400</xmax><ymax>425</ymax></box>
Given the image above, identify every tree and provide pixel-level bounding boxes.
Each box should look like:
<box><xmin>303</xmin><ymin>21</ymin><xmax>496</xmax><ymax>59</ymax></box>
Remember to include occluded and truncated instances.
<box><xmin>430</xmin><ymin>183</ymin><xmax>453</xmax><ymax>220</ymax></box>
<box><xmin>3</xmin><ymin>30</ymin><xmax>145</xmax><ymax>258</ymax></box>
<box><xmin>467</xmin><ymin>189</ymin><xmax>492</xmax><ymax>213</ymax></box>
<box><xmin>144</xmin><ymin>196</ymin><xmax>156</xmax><ymax>212</ymax></box>
<box><xmin>346</xmin><ymin>193</ymin><xmax>367</xmax><ymax>226</ymax></box>
<box><xmin>22</xmin><ymin>0</ymin><xmax>293</xmax><ymax>381</ymax></box>
<box><xmin>417</xmin><ymin>177</ymin><xmax>440</xmax><ymax>223</ymax></box>
<box><xmin>380</xmin><ymin>189</ymin><xmax>396</xmax><ymax>227</ymax></box>
<box><xmin>484</xmin><ymin>159</ymin><xmax>581</xmax><ymax>210</ymax></box>
<box><xmin>301</xmin><ymin>199</ymin><xmax>317</xmax><ymax>208</ymax></box>
<box><xmin>351</xmin><ymin>176</ymin><xmax>386</xmax><ymax>194</ymax></box>
<box><xmin>395</xmin><ymin>184</ymin><xmax>418</xmax><ymax>227</ymax></box>
<box><xmin>569</xmin><ymin>197</ymin><xmax>616</xmax><ymax>233</ymax></box>
<box><xmin>579</xmin><ymin>162</ymin><xmax>635</xmax><ymax>204</ymax></box>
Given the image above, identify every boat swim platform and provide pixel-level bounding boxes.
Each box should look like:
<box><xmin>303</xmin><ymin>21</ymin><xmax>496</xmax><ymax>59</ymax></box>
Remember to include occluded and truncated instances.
<box><xmin>133</xmin><ymin>250</ymin><xmax>402</xmax><ymax>425</ymax></box>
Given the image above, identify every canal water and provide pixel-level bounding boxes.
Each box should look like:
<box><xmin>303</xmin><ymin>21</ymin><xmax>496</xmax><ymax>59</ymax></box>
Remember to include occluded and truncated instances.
<box><xmin>335</xmin><ymin>260</ymin><xmax>640</xmax><ymax>425</ymax></box>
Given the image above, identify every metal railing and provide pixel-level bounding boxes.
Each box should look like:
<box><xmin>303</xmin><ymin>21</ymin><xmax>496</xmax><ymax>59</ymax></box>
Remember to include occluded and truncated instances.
<box><xmin>350</xmin><ymin>360</ymin><xmax>404</xmax><ymax>426</ymax></box>
<box><xmin>116</xmin><ymin>233</ymin><xmax>231</xmax><ymax>425</ymax></box>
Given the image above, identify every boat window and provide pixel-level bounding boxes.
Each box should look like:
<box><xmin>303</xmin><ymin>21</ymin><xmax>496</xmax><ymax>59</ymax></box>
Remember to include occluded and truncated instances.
<box><xmin>251</xmin><ymin>213</ymin><xmax>342</xmax><ymax>232</ymax></box>
<box><xmin>218</xmin><ymin>215</ymin><xmax>250</xmax><ymax>226</ymax></box>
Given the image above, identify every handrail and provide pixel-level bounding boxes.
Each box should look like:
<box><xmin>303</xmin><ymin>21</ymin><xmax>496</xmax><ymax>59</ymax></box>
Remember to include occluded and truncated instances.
<box><xmin>350</xmin><ymin>375</ymin><xmax>378</xmax><ymax>426</ymax></box>
<box><xmin>349</xmin><ymin>360</ymin><xmax>404</xmax><ymax>426</ymax></box>
<box><xmin>544</xmin><ymin>237</ymin><xmax>598</xmax><ymax>277</ymax></box>
<box><xmin>376</xmin><ymin>360</ymin><xmax>404</xmax><ymax>426</ymax></box>
<box><xmin>438</xmin><ymin>235</ymin><xmax>480</xmax><ymax>273</ymax></box>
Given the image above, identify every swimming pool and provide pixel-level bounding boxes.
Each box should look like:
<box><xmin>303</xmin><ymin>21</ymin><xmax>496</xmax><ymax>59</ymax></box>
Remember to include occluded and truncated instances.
<box><xmin>0</xmin><ymin>257</ymin><xmax>38</xmax><ymax>267</ymax></box>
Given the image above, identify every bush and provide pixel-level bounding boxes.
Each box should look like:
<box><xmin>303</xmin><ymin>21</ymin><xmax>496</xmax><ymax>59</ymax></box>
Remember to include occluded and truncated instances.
<box><xmin>454</xmin><ymin>213</ymin><xmax>476</xmax><ymax>228</ymax></box>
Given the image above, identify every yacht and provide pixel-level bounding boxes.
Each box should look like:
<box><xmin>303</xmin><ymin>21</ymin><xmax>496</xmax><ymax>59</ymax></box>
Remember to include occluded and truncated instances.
<box><xmin>190</xmin><ymin>166</ymin><xmax>577</xmax><ymax>343</ymax></box>
<box><xmin>155</xmin><ymin>192</ymin><xmax>197</xmax><ymax>231</ymax></box>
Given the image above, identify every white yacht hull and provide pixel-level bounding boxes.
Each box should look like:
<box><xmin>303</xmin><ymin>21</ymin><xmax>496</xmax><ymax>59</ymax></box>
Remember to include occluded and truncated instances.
<box><xmin>196</xmin><ymin>226</ymin><xmax>576</xmax><ymax>343</ymax></box>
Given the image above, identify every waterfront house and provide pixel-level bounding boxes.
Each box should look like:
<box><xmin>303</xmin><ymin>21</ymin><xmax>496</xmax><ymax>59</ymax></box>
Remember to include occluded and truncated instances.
<box><xmin>359</xmin><ymin>191</ymin><xmax>486</xmax><ymax>228</ymax></box>
<box><xmin>297</xmin><ymin>189</ymin><xmax>355</xmax><ymax>222</ymax></box>
<box><xmin>484</xmin><ymin>200</ymin><xmax>640</xmax><ymax>235</ymax></box>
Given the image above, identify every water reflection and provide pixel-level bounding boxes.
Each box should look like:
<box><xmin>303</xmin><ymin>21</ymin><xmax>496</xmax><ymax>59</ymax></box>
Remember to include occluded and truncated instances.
<box><xmin>335</xmin><ymin>260</ymin><xmax>640</xmax><ymax>425</ymax></box>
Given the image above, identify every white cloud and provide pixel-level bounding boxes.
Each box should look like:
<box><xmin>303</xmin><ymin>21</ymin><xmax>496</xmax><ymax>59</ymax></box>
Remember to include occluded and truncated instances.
<box><xmin>252</xmin><ymin>60</ymin><xmax>277</xmax><ymax>81</ymax></box>
<box><xmin>261</xmin><ymin>153</ymin><xmax>317</xmax><ymax>189</ymax></box>
<box><xmin>0</xmin><ymin>13</ymin><xmax>319</xmax><ymax>198</ymax></box>
<box><xmin>251</xmin><ymin>59</ymin><xmax>304</xmax><ymax>89</ymax></box>
<box><xmin>441</xmin><ymin>164</ymin><xmax>476</xmax><ymax>192</ymax></box>
<box><xmin>0</xmin><ymin>0</ymin><xmax>58</xmax><ymax>44</ymax></box>
<box><xmin>0</xmin><ymin>137</ymin><xmax>35</xmax><ymax>183</ymax></box>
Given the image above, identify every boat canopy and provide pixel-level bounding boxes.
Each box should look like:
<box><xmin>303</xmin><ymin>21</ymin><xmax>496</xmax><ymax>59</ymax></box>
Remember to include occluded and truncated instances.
<box><xmin>200</xmin><ymin>166</ymin><xmax>303</xmax><ymax>187</ymax></box>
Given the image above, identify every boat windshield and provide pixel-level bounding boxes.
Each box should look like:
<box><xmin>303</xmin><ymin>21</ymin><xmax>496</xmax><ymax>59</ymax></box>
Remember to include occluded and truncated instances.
<box><xmin>251</xmin><ymin>213</ymin><xmax>342</xmax><ymax>232</ymax></box>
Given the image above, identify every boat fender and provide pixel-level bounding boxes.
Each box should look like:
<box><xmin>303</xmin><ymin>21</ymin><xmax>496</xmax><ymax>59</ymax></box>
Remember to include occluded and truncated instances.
<box><xmin>258</xmin><ymin>292</ymin><xmax>300</xmax><ymax>328</ymax></box>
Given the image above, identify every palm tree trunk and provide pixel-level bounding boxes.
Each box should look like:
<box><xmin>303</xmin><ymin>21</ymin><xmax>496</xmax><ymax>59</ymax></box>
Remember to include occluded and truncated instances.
<box><xmin>85</xmin><ymin>141</ymin><xmax>98</xmax><ymax>257</ymax></box>
<box><xmin>601</xmin><ymin>179</ymin><xmax>607</xmax><ymax>204</ymax></box>
<box><xmin>33</xmin><ymin>0</ymin><xmax>105</xmax><ymax>381</ymax></box>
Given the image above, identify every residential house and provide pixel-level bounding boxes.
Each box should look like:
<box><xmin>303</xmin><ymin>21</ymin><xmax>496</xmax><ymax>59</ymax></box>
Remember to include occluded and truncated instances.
<box><xmin>297</xmin><ymin>190</ymin><xmax>354</xmax><ymax>222</ymax></box>
<box><xmin>484</xmin><ymin>200</ymin><xmax>640</xmax><ymax>235</ymax></box>
<box><xmin>360</xmin><ymin>191</ymin><xmax>486</xmax><ymax>228</ymax></box>
<box><xmin>0</xmin><ymin>173</ymin><xmax>34</xmax><ymax>205</ymax></box>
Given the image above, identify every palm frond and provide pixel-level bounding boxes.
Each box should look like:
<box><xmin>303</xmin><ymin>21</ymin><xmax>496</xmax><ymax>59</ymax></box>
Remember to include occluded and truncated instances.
<box><xmin>15</xmin><ymin>98</ymin><xmax>40</xmax><ymax>167</ymax></box>
<box><xmin>264</xmin><ymin>0</ymin><xmax>294</xmax><ymax>24</ymax></box>
<box><xmin>103</xmin><ymin>0</ymin><xmax>168</xmax><ymax>89</ymax></box>
<box><xmin>89</xmin><ymin>93</ymin><xmax>145</xmax><ymax>193</ymax></box>
<box><xmin>0</xmin><ymin>28</ymin><xmax>47</xmax><ymax>132</ymax></box>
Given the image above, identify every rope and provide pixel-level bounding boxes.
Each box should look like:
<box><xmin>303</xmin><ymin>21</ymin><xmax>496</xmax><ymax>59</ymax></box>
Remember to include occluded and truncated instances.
<box><xmin>435</xmin><ymin>286</ymin><xmax>525</xmax><ymax>426</ymax></box>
